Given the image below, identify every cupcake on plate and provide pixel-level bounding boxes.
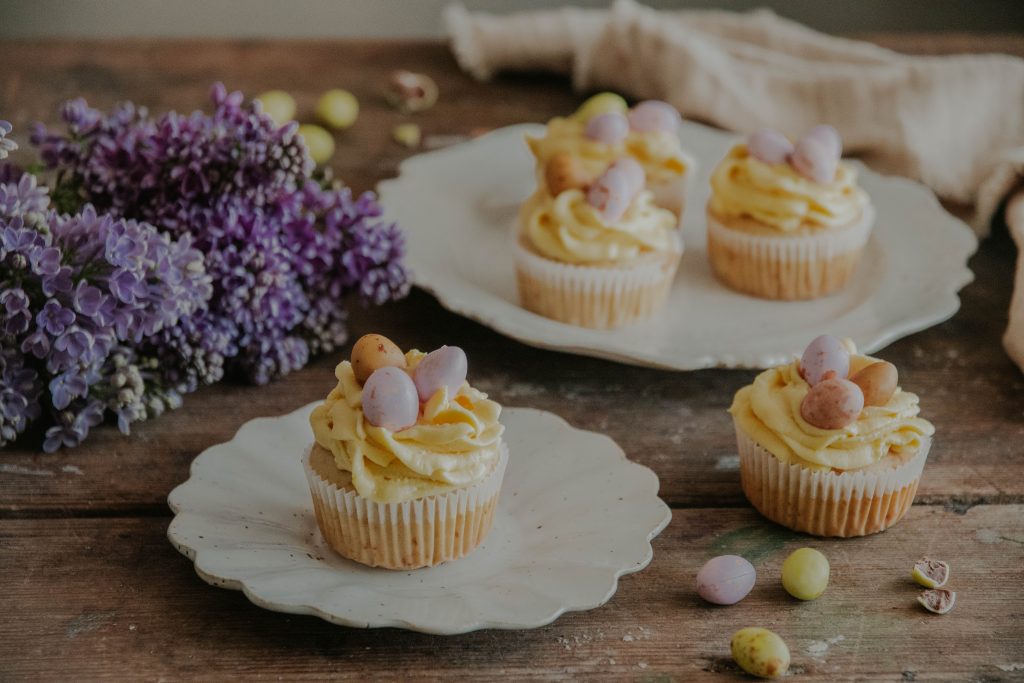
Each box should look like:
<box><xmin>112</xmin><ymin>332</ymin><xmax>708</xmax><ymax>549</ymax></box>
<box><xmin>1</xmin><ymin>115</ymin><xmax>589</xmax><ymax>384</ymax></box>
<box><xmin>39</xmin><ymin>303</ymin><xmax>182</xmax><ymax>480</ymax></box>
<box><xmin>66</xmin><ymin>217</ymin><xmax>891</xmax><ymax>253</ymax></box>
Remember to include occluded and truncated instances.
<box><xmin>307</xmin><ymin>334</ymin><xmax>506</xmax><ymax>569</ymax></box>
<box><xmin>729</xmin><ymin>335</ymin><xmax>934</xmax><ymax>537</ymax></box>
<box><xmin>706</xmin><ymin>126</ymin><xmax>874</xmax><ymax>300</ymax></box>
<box><xmin>515</xmin><ymin>155</ymin><xmax>682</xmax><ymax>329</ymax></box>
<box><xmin>526</xmin><ymin>93</ymin><xmax>695</xmax><ymax>219</ymax></box>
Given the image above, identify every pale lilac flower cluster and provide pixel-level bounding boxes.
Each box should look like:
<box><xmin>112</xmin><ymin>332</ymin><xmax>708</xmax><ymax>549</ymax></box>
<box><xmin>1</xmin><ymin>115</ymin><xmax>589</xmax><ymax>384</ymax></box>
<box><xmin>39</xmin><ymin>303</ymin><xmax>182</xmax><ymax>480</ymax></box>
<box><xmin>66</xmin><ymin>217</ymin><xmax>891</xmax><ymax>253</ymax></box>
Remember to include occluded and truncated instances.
<box><xmin>0</xmin><ymin>167</ymin><xmax>211</xmax><ymax>451</ymax></box>
<box><xmin>1</xmin><ymin>85</ymin><xmax>409</xmax><ymax>451</ymax></box>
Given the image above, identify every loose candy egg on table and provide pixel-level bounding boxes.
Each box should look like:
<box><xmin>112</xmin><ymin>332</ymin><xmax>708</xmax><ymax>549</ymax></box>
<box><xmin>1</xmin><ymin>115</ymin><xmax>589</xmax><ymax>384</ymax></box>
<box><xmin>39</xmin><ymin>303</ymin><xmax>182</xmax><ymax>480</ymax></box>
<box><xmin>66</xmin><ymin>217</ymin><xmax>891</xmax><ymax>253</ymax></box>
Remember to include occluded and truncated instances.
<box><xmin>790</xmin><ymin>135</ymin><xmax>838</xmax><ymax>184</ymax></box>
<box><xmin>781</xmin><ymin>547</ymin><xmax>830</xmax><ymax>600</ymax></box>
<box><xmin>747</xmin><ymin>129</ymin><xmax>794</xmax><ymax>165</ymax></box>
<box><xmin>587</xmin><ymin>166</ymin><xmax>633</xmax><ymax>224</ymax></box>
<box><xmin>571</xmin><ymin>92</ymin><xmax>629</xmax><ymax>122</ymax></box>
<box><xmin>627</xmin><ymin>100</ymin><xmax>682</xmax><ymax>134</ymax></box>
<box><xmin>912</xmin><ymin>557</ymin><xmax>950</xmax><ymax>588</ymax></box>
<box><xmin>351</xmin><ymin>334</ymin><xmax>406</xmax><ymax>384</ymax></box>
<box><xmin>607</xmin><ymin>157</ymin><xmax>645</xmax><ymax>196</ymax></box>
<box><xmin>361</xmin><ymin>366</ymin><xmax>419</xmax><ymax>431</ymax></box>
<box><xmin>315</xmin><ymin>88</ymin><xmax>360</xmax><ymax>130</ymax></box>
<box><xmin>800</xmin><ymin>378</ymin><xmax>864</xmax><ymax>430</ymax></box>
<box><xmin>799</xmin><ymin>334</ymin><xmax>850</xmax><ymax>386</ymax></box>
<box><xmin>731</xmin><ymin>627</ymin><xmax>790</xmax><ymax>679</ymax></box>
<box><xmin>584</xmin><ymin>112</ymin><xmax>630</xmax><ymax>145</ymax></box>
<box><xmin>413</xmin><ymin>346</ymin><xmax>468</xmax><ymax>402</ymax></box>
<box><xmin>297</xmin><ymin>124</ymin><xmax>335</xmax><ymax>165</ymax></box>
<box><xmin>850</xmin><ymin>361</ymin><xmax>898</xmax><ymax>407</ymax></box>
<box><xmin>918</xmin><ymin>588</ymin><xmax>956</xmax><ymax>614</ymax></box>
<box><xmin>805</xmin><ymin>124</ymin><xmax>842</xmax><ymax>157</ymax></box>
<box><xmin>255</xmin><ymin>90</ymin><xmax>296</xmax><ymax>127</ymax></box>
<box><xmin>545</xmin><ymin>153</ymin><xmax>590</xmax><ymax>196</ymax></box>
<box><xmin>696</xmin><ymin>555</ymin><xmax>756</xmax><ymax>605</ymax></box>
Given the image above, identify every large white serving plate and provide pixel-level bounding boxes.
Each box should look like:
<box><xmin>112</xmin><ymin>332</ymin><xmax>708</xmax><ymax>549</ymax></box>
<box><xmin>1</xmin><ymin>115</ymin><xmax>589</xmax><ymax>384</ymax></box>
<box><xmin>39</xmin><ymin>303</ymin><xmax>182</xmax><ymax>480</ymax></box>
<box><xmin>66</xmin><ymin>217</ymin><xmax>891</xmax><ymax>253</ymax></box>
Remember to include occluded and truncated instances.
<box><xmin>167</xmin><ymin>403</ymin><xmax>670</xmax><ymax>634</ymax></box>
<box><xmin>378</xmin><ymin>122</ymin><xmax>976</xmax><ymax>369</ymax></box>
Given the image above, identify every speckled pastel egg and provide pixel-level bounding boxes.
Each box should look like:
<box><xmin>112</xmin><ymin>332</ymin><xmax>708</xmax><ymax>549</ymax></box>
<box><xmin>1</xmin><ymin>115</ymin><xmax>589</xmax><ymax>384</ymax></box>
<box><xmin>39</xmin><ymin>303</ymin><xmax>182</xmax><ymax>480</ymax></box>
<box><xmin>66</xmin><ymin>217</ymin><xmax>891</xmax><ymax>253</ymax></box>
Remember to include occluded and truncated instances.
<box><xmin>351</xmin><ymin>334</ymin><xmax>406</xmax><ymax>384</ymax></box>
<box><xmin>587</xmin><ymin>166</ymin><xmax>633</xmax><ymax>224</ymax></box>
<box><xmin>696</xmin><ymin>555</ymin><xmax>756</xmax><ymax>605</ymax></box>
<box><xmin>799</xmin><ymin>334</ymin><xmax>850</xmax><ymax>386</ymax></box>
<box><xmin>627</xmin><ymin>100</ymin><xmax>681</xmax><ymax>134</ymax></box>
<box><xmin>850</xmin><ymin>361</ymin><xmax>898</xmax><ymax>407</ymax></box>
<box><xmin>800</xmin><ymin>377</ymin><xmax>864</xmax><ymax>430</ymax></box>
<box><xmin>607</xmin><ymin>157</ymin><xmax>645</xmax><ymax>196</ymax></box>
<box><xmin>790</xmin><ymin>136</ymin><xmax>838</xmax><ymax>184</ymax></box>
<box><xmin>413</xmin><ymin>345</ymin><xmax>468</xmax><ymax>402</ymax></box>
<box><xmin>584</xmin><ymin>112</ymin><xmax>629</xmax><ymax>145</ymax></box>
<box><xmin>747</xmin><ymin>129</ymin><xmax>793</xmax><ymax>165</ymax></box>
<box><xmin>545</xmin><ymin>152</ymin><xmax>590</xmax><ymax>196</ymax></box>
<box><xmin>805</xmin><ymin>124</ymin><xmax>842</xmax><ymax>158</ymax></box>
<box><xmin>731</xmin><ymin>627</ymin><xmax>790</xmax><ymax>679</ymax></box>
<box><xmin>362</xmin><ymin>366</ymin><xmax>419</xmax><ymax>431</ymax></box>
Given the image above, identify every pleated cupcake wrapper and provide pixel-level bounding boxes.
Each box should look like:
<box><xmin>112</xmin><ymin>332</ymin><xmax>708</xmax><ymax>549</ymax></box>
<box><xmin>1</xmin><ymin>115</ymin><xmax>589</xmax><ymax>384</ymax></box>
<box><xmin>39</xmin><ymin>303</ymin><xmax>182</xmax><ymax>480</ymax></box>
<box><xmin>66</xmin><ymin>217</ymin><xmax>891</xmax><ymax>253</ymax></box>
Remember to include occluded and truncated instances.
<box><xmin>734</xmin><ymin>420</ymin><xmax>930</xmax><ymax>537</ymax></box>
<box><xmin>513</xmin><ymin>234</ymin><xmax>682</xmax><ymax>329</ymax></box>
<box><xmin>304</xmin><ymin>443</ymin><xmax>508</xmax><ymax>569</ymax></box>
<box><xmin>706</xmin><ymin>204</ymin><xmax>875</xmax><ymax>300</ymax></box>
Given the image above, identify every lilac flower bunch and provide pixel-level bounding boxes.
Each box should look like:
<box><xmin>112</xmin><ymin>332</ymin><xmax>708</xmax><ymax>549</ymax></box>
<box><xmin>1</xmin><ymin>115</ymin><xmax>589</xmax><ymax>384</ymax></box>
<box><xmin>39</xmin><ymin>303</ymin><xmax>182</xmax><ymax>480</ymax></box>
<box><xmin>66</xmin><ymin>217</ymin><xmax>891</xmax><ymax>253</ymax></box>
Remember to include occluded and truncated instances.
<box><xmin>0</xmin><ymin>162</ymin><xmax>212</xmax><ymax>450</ymax></box>
<box><xmin>1</xmin><ymin>84</ymin><xmax>409</xmax><ymax>451</ymax></box>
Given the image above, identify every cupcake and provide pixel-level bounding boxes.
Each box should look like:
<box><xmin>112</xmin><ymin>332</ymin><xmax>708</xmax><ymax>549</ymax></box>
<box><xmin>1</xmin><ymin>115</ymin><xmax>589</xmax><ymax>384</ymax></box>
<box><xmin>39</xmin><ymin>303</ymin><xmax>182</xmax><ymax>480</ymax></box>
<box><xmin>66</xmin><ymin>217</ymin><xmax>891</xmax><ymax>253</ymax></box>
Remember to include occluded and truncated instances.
<box><xmin>526</xmin><ymin>93</ymin><xmax>695</xmax><ymax>219</ymax></box>
<box><xmin>306</xmin><ymin>334</ymin><xmax>506</xmax><ymax>569</ymax></box>
<box><xmin>706</xmin><ymin>126</ymin><xmax>874</xmax><ymax>300</ymax></box>
<box><xmin>515</xmin><ymin>155</ymin><xmax>682</xmax><ymax>329</ymax></box>
<box><xmin>729</xmin><ymin>335</ymin><xmax>934</xmax><ymax>537</ymax></box>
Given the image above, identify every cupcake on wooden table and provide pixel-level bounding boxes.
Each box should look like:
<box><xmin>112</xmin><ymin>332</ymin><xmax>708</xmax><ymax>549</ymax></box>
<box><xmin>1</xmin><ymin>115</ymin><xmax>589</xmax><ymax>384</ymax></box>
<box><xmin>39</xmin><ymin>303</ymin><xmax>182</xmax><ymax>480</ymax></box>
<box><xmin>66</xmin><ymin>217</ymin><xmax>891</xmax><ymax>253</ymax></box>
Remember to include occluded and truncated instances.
<box><xmin>527</xmin><ymin>93</ymin><xmax>695</xmax><ymax>219</ymax></box>
<box><xmin>729</xmin><ymin>335</ymin><xmax>934</xmax><ymax>537</ymax></box>
<box><xmin>515</xmin><ymin>155</ymin><xmax>682</xmax><ymax>329</ymax></box>
<box><xmin>306</xmin><ymin>334</ymin><xmax>506</xmax><ymax>569</ymax></box>
<box><xmin>707</xmin><ymin>126</ymin><xmax>874</xmax><ymax>300</ymax></box>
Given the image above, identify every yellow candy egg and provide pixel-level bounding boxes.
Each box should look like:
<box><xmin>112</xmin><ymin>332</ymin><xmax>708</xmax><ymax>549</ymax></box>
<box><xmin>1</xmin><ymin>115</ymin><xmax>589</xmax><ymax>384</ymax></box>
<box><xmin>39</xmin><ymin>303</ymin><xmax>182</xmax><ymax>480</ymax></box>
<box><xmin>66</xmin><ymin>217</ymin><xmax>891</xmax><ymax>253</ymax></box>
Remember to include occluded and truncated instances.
<box><xmin>315</xmin><ymin>89</ymin><xmax>359</xmax><ymax>130</ymax></box>
<box><xmin>255</xmin><ymin>90</ymin><xmax>296</xmax><ymax>127</ymax></box>
<box><xmin>297</xmin><ymin>124</ymin><xmax>335</xmax><ymax>165</ymax></box>
<box><xmin>731</xmin><ymin>627</ymin><xmax>790</xmax><ymax>679</ymax></box>
<box><xmin>570</xmin><ymin>92</ymin><xmax>628</xmax><ymax>122</ymax></box>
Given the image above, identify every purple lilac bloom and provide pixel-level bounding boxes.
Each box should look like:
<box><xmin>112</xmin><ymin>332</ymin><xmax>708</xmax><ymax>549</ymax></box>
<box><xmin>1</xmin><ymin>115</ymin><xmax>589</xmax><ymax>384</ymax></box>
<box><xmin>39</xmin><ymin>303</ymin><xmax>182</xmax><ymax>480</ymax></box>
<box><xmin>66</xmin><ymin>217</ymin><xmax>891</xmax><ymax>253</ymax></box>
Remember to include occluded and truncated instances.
<box><xmin>0</xmin><ymin>120</ymin><xmax>16</xmax><ymax>160</ymax></box>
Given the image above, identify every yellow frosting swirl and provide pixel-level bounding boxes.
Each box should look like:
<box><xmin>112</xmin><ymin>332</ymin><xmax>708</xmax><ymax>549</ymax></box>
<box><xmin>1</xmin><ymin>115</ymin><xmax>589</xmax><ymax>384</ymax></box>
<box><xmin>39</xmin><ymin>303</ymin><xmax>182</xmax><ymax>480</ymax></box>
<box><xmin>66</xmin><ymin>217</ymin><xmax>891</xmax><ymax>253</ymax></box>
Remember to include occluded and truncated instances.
<box><xmin>527</xmin><ymin>117</ymin><xmax>691</xmax><ymax>185</ymax></box>
<box><xmin>709</xmin><ymin>144</ymin><xmax>868</xmax><ymax>232</ymax></box>
<box><xmin>520</xmin><ymin>187</ymin><xmax>679</xmax><ymax>264</ymax></box>
<box><xmin>309</xmin><ymin>350</ymin><xmax>504</xmax><ymax>504</ymax></box>
<box><xmin>729</xmin><ymin>351</ymin><xmax>934</xmax><ymax>471</ymax></box>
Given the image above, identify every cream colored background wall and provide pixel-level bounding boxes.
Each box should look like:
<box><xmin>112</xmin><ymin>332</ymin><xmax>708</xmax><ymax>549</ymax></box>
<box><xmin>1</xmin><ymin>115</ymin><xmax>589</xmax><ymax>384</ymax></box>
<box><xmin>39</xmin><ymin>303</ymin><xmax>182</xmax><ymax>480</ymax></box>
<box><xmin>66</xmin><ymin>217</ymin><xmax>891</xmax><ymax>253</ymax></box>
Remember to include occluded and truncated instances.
<box><xmin>2</xmin><ymin>0</ymin><xmax>1021</xmax><ymax>38</ymax></box>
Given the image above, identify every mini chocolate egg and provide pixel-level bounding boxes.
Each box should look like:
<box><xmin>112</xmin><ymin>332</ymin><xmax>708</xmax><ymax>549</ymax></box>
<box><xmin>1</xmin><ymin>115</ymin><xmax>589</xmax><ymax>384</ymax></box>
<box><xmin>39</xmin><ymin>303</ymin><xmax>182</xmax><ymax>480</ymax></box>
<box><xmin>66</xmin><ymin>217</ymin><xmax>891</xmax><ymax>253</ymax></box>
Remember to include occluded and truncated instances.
<box><xmin>584</xmin><ymin>112</ymin><xmax>629</xmax><ymax>145</ymax></box>
<box><xmin>850</xmin><ymin>361</ymin><xmax>898</xmax><ymax>407</ymax></box>
<box><xmin>586</xmin><ymin>166</ymin><xmax>632</xmax><ymax>223</ymax></box>
<box><xmin>351</xmin><ymin>334</ymin><xmax>406</xmax><ymax>384</ymax></box>
<box><xmin>800</xmin><ymin>378</ymin><xmax>865</xmax><ymax>430</ymax></box>
<box><xmin>627</xmin><ymin>100</ymin><xmax>681</xmax><ymax>134</ymax></box>
<box><xmin>413</xmin><ymin>346</ymin><xmax>468</xmax><ymax>402</ymax></box>
<box><xmin>362</xmin><ymin>366</ymin><xmax>419</xmax><ymax>431</ymax></box>
<box><xmin>805</xmin><ymin>124</ymin><xmax>842</xmax><ymax>158</ymax></box>
<box><xmin>607</xmin><ymin>157</ymin><xmax>645</xmax><ymax>196</ymax></box>
<box><xmin>545</xmin><ymin>152</ymin><xmax>589</xmax><ymax>196</ymax></box>
<box><xmin>571</xmin><ymin>92</ymin><xmax>629</xmax><ymax>122</ymax></box>
<box><xmin>747</xmin><ymin>129</ymin><xmax>793</xmax><ymax>166</ymax></box>
<box><xmin>696</xmin><ymin>555</ymin><xmax>756</xmax><ymax>605</ymax></box>
<box><xmin>790</xmin><ymin>136</ymin><xmax>838</xmax><ymax>184</ymax></box>
<box><xmin>799</xmin><ymin>334</ymin><xmax>850</xmax><ymax>386</ymax></box>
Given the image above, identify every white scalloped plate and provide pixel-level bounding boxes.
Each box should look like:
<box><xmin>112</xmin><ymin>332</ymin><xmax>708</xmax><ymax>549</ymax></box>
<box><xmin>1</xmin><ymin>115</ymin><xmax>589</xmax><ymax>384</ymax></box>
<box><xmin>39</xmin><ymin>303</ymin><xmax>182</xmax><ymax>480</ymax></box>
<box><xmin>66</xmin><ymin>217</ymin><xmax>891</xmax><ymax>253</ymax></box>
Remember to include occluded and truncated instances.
<box><xmin>167</xmin><ymin>403</ymin><xmax>670</xmax><ymax>634</ymax></box>
<box><xmin>378</xmin><ymin>122</ymin><xmax>977</xmax><ymax>369</ymax></box>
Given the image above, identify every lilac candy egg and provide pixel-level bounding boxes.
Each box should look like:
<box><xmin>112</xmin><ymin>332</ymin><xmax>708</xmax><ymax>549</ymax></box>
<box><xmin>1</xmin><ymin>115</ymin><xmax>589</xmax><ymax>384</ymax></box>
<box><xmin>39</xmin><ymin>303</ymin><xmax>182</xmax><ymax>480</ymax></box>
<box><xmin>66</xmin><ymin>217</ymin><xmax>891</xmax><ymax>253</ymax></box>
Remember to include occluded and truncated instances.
<box><xmin>584</xmin><ymin>112</ymin><xmax>629</xmax><ymax>145</ymax></box>
<box><xmin>790</xmin><ymin>136</ymin><xmax>838</xmax><ymax>184</ymax></box>
<box><xmin>801</xmin><ymin>378</ymin><xmax>865</xmax><ymax>430</ymax></box>
<box><xmin>800</xmin><ymin>334</ymin><xmax>850</xmax><ymax>386</ymax></box>
<box><xmin>747</xmin><ymin>129</ymin><xmax>794</xmax><ymax>165</ymax></box>
<box><xmin>362</xmin><ymin>366</ymin><xmax>419</xmax><ymax>431</ymax></box>
<box><xmin>627</xmin><ymin>100</ymin><xmax>681</xmax><ymax>134</ymax></box>
<box><xmin>413</xmin><ymin>345</ymin><xmax>468</xmax><ymax>402</ymax></box>
<box><xmin>587</xmin><ymin>167</ymin><xmax>633</xmax><ymax>224</ymax></box>
<box><xmin>608</xmin><ymin>157</ymin><xmax>645</xmax><ymax>196</ymax></box>
<box><xmin>805</xmin><ymin>124</ymin><xmax>842</xmax><ymax>158</ymax></box>
<box><xmin>696</xmin><ymin>555</ymin><xmax>757</xmax><ymax>605</ymax></box>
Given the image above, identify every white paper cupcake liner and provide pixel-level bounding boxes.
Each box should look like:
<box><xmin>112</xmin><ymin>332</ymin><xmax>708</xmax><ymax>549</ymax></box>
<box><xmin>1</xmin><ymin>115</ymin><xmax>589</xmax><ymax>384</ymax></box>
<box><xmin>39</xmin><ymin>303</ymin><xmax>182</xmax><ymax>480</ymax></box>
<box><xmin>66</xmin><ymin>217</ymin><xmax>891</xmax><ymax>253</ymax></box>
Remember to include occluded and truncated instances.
<box><xmin>706</xmin><ymin>204</ymin><xmax>875</xmax><ymax>300</ymax></box>
<box><xmin>513</xmin><ymin>233</ymin><xmax>682</xmax><ymax>329</ymax></box>
<box><xmin>305</xmin><ymin>442</ymin><xmax>508</xmax><ymax>569</ymax></box>
<box><xmin>734</xmin><ymin>419</ymin><xmax>929</xmax><ymax>537</ymax></box>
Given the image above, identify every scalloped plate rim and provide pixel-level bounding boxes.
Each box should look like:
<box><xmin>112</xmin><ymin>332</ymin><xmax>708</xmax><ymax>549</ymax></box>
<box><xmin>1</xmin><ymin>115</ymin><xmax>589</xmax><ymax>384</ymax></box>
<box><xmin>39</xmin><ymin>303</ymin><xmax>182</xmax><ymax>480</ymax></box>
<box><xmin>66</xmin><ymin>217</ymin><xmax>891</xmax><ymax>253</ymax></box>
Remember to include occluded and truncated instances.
<box><xmin>167</xmin><ymin>404</ymin><xmax>671</xmax><ymax>634</ymax></box>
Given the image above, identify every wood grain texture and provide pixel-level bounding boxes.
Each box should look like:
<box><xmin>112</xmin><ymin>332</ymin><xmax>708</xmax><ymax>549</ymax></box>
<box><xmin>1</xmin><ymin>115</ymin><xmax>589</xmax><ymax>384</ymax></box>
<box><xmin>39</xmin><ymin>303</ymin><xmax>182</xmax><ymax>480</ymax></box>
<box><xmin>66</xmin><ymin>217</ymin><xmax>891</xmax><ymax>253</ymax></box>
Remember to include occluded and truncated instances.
<box><xmin>1</xmin><ymin>36</ymin><xmax>1023</xmax><ymax>681</ymax></box>
<box><xmin>2</xmin><ymin>506</ymin><xmax>1022</xmax><ymax>681</ymax></box>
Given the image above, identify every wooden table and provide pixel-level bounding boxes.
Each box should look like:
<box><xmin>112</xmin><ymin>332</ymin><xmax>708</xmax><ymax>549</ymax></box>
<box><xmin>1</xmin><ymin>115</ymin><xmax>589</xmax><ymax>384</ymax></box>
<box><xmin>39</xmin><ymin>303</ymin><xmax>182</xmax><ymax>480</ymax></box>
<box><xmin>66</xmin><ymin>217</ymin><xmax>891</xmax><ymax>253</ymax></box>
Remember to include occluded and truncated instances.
<box><xmin>3</xmin><ymin>36</ymin><xmax>1024</xmax><ymax>682</ymax></box>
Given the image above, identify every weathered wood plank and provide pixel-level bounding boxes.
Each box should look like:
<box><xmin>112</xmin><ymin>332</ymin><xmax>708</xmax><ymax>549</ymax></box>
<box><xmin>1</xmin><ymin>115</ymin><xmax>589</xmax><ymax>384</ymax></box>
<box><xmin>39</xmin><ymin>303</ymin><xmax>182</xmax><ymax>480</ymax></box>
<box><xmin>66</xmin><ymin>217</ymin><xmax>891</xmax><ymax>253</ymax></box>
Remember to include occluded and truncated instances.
<box><xmin>1</xmin><ymin>506</ymin><xmax>1021</xmax><ymax>681</ymax></box>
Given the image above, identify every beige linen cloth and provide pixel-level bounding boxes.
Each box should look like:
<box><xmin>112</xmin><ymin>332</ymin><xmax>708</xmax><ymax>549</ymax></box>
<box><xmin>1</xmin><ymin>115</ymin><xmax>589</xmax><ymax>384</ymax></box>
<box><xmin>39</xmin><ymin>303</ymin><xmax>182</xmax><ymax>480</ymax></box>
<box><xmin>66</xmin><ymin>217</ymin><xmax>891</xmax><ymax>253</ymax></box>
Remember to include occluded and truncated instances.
<box><xmin>445</xmin><ymin>0</ymin><xmax>1024</xmax><ymax>370</ymax></box>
